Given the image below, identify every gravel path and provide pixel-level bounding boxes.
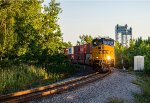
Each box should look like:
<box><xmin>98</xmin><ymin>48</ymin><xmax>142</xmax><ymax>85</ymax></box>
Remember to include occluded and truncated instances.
<box><xmin>30</xmin><ymin>70</ymin><xmax>141</xmax><ymax>103</ymax></box>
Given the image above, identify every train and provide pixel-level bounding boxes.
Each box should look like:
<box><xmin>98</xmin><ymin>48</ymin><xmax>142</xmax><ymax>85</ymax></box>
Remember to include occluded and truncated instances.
<box><xmin>64</xmin><ymin>37</ymin><xmax>115</xmax><ymax>72</ymax></box>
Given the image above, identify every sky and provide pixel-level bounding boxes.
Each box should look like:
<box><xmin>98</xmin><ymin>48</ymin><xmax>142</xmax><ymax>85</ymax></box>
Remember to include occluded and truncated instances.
<box><xmin>43</xmin><ymin>0</ymin><xmax>150</xmax><ymax>45</ymax></box>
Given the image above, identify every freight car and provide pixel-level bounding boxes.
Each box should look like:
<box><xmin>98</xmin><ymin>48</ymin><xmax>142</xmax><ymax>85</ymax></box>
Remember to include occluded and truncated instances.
<box><xmin>64</xmin><ymin>37</ymin><xmax>115</xmax><ymax>72</ymax></box>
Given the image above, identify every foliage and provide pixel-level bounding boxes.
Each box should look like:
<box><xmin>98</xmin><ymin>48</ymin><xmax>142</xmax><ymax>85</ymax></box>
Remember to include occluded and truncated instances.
<box><xmin>0</xmin><ymin>0</ymin><xmax>65</xmax><ymax>63</ymax></box>
<box><xmin>0</xmin><ymin>0</ymin><xmax>76</xmax><ymax>94</ymax></box>
<box><xmin>133</xmin><ymin>74</ymin><xmax>150</xmax><ymax>103</ymax></box>
<box><xmin>0</xmin><ymin>64</ymin><xmax>49</xmax><ymax>94</ymax></box>
<box><xmin>0</xmin><ymin>62</ymin><xmax>75</xmax><ymax>95</ymax></box>
<box><xmin>115</xmin><ymin>37</ymin><xmax>150</xmax><ymax>74</ymax></box>
<box><xmin>62</xmin><ymin>41</ymin><xmax>72</xmax><ymax>48</ymax></box>
<box><xmin>41</xmin><ymin>0</ymin><xmax>62</xmax><ymax>55</ymax></box>
<box><xmin>76</xmin><ymin>34</ymin><xmax>93</xmax><ymax>45</ymax></box>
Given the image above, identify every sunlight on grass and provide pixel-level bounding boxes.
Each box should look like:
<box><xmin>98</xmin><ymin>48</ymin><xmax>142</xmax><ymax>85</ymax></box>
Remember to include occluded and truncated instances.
<box><xmin>0</xmin><ymin>65</ymin><xmax>47</xmax><ymax>94</ymax></box>
<box><xmin>0</xmin><ymin>64</ymin><xmax>72</xmax><ymax>95</ymax></box>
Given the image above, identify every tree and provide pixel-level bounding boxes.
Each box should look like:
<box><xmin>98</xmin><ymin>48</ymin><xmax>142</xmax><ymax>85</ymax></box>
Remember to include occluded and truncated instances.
<box><xmin>62</xmin><ymin>41</ymin><xmax>72</xmax><ymax>48</ymax></box>
<box><xmin>0</xmin><ymin>0</ymin><xmax>63</xmax><ymax>63</ymax></box>
<box><xmin>115</xmin><ymin>42</ymin><xmax>126</xmax><ymax>68</ymax></box>
<box><xmin>0</xmin><ymin>0</ymin><xmax>18</xmax><ymax>59</ymax></box>
<box><xmin>115</xmin><ymin>37</ymin><xmax>150</xmax><ymax>74</ymax></box>
<box><xmin>76</xmin><ymin>34</ymin><xmax>93</xmax><ymax>45</ymax></box>
<box><xmin>14</xmin><ymin>0</ymin><xmax>43</xmax><ymax>57</ymax></box>
<box><xmin>41</xmin><ymin>0</ymin><xmax>62</xmax><ymax>55</ymax></box>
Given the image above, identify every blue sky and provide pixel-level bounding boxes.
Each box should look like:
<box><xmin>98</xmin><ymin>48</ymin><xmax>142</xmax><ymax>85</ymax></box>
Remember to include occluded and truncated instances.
<box><xmin>43</xmin><ymin>0</ymin><xmax>150</xmax><ymax>45</ymax></box>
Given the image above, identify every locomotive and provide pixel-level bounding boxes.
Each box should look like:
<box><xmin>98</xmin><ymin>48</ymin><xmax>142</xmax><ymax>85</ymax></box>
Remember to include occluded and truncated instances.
<box><xmin>92</xmin><ymin>37</ymin><xmax>115</xmax><ymax>72</ymax></box>
<box><xmin>64</xmin><ymin>37</ymin><xmax>115</xmax><ymax>72</ymax></box>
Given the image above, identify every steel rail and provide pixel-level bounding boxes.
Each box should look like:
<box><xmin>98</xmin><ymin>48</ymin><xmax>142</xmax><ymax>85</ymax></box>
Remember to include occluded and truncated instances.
<box><xmin>0</xmin><ymin>70</ymin><xmax>111</xmax><ymax>103</ymax></box>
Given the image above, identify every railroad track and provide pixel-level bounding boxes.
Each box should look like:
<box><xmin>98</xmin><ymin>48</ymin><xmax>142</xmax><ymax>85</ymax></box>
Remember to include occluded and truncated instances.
<box><xmin>0</xmin><ymin>70</ymin><xmax>112</xmax><ymax>103</ymax></box>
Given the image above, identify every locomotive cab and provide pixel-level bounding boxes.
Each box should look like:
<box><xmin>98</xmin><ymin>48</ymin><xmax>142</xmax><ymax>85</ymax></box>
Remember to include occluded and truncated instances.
<box><xmin>92</xmin><ymin>37</ymin><xmax>115</xmax><ymax>72</ymax></box>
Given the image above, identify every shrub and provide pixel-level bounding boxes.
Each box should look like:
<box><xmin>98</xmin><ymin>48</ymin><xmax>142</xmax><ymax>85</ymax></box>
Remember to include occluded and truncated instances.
<box><xmin>144</xmin><ymin>59</ymin><xmax>150</xmax><ymax>75</ymax></box>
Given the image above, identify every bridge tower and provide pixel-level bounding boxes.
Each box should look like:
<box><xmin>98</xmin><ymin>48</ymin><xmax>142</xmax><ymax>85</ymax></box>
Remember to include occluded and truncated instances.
<box><xmin>115</xmin><ymin>24</ymin><xmax>132</xmax><ymax>47</ymax></box>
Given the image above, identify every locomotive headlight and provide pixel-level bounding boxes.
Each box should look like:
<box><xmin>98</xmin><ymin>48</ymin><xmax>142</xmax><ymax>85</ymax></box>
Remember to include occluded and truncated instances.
<box><xmin>107</xmin><ymin>55</ymin><xmax>111</xmax><ymax>60</ymax></box>
<box><xmin>96</xmin><ymin>56</ymin><xmax>98</xmax><ymax>59</ymax></box>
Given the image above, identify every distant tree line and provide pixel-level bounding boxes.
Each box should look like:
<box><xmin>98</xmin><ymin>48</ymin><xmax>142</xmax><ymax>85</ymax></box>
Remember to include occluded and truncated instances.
<box><xmin>0</xmin><ymin>0</ymin><xmax>72</xmax><ymax>66</ymax></box>
<box><xmin>115</xmin><ymin>37</ymin><xmax>150</xmax><ymax>73</ymax></box>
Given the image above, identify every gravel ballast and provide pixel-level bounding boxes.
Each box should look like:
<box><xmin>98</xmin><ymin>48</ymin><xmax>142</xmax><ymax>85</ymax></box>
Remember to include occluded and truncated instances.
<box><xmin>30</xmin><ymin>70</ymin><xmax>141</xmax><ymax>103</ymax></box>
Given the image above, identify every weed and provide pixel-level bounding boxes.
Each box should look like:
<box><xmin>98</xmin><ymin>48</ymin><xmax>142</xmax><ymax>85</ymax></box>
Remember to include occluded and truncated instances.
<box><xmin>0</xmin><ymin>63</ymin><xmax>75</xmax><ymax>95</ymax></box>
<box><xmin>109</xmin><ymin>98</ymin><xmax>124</xmax><ymax>103</ymax></box>
<box><xmin>133</xmin><ymin>74</ymin><xmax>150</xmax><ymax>103</ymax></box>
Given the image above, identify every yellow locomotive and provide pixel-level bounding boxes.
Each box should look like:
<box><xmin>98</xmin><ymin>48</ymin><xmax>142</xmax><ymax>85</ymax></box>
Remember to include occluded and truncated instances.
<box><xmin>92</xmin><ymin>37</ymin><xmax>115</xmax><ymax>72</ymax></box>
<box><xmin>65</xmin><ymin>37</ymin><xmax>115</xmax><ymax>73</ymax></box>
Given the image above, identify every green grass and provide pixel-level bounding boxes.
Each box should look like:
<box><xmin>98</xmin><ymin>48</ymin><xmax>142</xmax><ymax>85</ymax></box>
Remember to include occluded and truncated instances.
<box><xmin>0</xmin><ymin>63</ymin><xmax>75</xmax><ymax>95</ymax></box>
<box><xmin>133</xmin><ymin>74</ymin><xmax>150</xmax><ymax>103</ymax></box>
<box><xmin>108</xmin><ymin>98</ymin><xmax>124</xmax><ymax>103</ymax></box>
